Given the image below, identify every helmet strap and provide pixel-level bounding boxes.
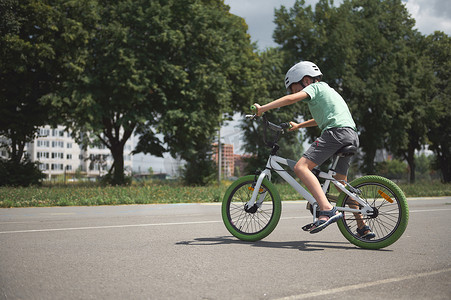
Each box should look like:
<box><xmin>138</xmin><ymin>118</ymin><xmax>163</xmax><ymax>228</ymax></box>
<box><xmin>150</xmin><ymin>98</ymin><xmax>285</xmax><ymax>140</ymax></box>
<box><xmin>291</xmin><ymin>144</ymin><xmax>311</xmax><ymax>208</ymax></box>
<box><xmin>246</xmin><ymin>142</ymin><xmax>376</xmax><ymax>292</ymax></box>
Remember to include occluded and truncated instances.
<box><xmin>300</xmin><ymin>76</ymin><xmax>320</xmax><ymax>89</ymax></box>
<box><xmin>299</xmin><ymin>79</ymin><xmax>307</xmax><ymax>89</ymax></box>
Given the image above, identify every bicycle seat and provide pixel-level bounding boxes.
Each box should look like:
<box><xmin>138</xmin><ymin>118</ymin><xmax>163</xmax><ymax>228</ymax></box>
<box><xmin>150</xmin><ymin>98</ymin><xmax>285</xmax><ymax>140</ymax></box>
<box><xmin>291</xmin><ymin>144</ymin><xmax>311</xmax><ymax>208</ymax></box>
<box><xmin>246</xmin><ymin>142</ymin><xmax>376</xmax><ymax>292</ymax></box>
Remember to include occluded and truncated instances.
<box><xmin>335</xmin><ymin>145</ymin><xmax>357</xmax><ymax>157</ymax></box>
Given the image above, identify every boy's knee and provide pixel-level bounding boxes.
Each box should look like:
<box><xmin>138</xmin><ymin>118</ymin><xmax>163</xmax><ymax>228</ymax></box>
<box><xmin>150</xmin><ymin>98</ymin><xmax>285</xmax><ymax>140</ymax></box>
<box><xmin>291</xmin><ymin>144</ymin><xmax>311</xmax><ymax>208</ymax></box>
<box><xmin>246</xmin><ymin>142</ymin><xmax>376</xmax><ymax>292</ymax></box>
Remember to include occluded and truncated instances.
<box><xmin>294</xmin><ymin>159</ymin><xmax>312</xmax><ymax>175</ymax></box>
<box><xmin>293</xmin><ymin>163</ymin><xmax>306</xmax><ymax>175</ymax></box>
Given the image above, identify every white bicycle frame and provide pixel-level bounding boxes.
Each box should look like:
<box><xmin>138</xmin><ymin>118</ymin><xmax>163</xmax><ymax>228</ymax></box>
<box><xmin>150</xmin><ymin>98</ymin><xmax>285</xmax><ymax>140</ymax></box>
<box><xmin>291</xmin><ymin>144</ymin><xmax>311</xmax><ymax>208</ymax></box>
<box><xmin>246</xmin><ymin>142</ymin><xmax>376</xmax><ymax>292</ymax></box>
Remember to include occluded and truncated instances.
<box><xmin>247</xmin><ymin>154</ymin><xmax>375</xmax><ymax>223</ymax></box>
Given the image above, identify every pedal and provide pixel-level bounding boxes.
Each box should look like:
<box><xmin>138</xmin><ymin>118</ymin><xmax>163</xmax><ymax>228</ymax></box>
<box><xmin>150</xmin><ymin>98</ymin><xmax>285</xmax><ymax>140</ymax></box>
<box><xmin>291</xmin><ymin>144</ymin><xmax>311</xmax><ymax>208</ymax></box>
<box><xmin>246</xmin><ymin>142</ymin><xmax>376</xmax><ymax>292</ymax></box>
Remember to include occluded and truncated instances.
<box><xmin>302</xmin><ymin>223</ymin><xmax>315</xmax><ymax>232</ymax></box>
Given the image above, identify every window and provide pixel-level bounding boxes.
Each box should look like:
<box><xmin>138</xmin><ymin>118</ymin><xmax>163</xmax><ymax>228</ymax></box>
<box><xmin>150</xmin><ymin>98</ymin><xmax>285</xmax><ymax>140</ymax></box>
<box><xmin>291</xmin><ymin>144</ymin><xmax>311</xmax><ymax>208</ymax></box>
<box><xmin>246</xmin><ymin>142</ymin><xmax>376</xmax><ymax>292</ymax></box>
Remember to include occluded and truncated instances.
<box><xmin>51</xmin><ymin>152</ymin><xmax>64</xmax><ymax>159</ymax></box>
<box><xmin>39</xmin><ymin>128</ymin><xmax>50</xmax><ymax>137</ymax></box>
<box><xmin>51</xmin><ymin>163</ymin><xmax>64</xmax><ymax>170</ymax></box>
<box><xmin>39</xmin><ymin>163</ymin><xmax>49</xmax><ymax>171</ymax></box>
<box><xmin>52</xmin><ymin>141</ymin><xmax>64</xmax><ymax>148</ymax></box>
<box><xmin>37</xmin><ymin>140</ymin><xmax>50</xmax><ymax>147</ymax></box>
<box><xmin>37</xmin><ymin>152</ymin><xmax>49</xmax><ymax>159</ymax></box>
<box><xmin>66</xmin><ymin>154</ymin><xmax>72</xmax><ymax>160</ymax></box>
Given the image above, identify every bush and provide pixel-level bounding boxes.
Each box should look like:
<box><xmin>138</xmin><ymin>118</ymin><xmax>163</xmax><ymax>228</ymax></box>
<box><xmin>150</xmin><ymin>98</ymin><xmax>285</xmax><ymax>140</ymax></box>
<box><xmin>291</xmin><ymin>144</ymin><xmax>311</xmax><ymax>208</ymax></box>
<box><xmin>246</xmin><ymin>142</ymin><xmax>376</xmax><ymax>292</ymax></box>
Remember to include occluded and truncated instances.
<box><xmin>182</xmin><ymin>157</ymin><xmax>217</xmax><ymax>186</ymax></box>
<box><xmin>99</xmin><ymin>173</ymin><xmax>133</xmax><ymax>186</ymax></box>
<box><xmin>0</xmin><ymin>159</ymin><xmax>45</xmax><ymax>186</ymax></box>
<box><xmin>375</xmin><ymin>159</ymin><xmax>408</xmax><ymax>180</ymax></box>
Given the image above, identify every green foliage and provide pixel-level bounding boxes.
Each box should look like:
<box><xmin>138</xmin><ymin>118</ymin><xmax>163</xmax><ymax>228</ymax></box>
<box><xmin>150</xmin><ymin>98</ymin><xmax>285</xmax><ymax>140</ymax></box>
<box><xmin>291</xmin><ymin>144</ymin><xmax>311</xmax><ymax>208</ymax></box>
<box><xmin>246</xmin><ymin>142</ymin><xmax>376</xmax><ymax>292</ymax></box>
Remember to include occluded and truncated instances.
<box><xmin>181</xmin><ymin>142</ymin><xmax>218</xmax><ymax>185</ymax></box>
<box><xmin>0</xmin><ymin>182</ymin><xmax>229</xmax><ymax>207</ymax></box>
<box><xmin>415</xmin><ymin>153</ymin><xmax>437</xmax><ymax>180</ymax></box>
<box><xmin>272</xmin><ymin>0</ymin><xmax>424</xmax><ymax>175</ymax></box>
<box><xmin>241</xmin><ymin>48</ymin><xmax>305</xmax><ymax>176</ymax></box>
<box><xmin>0</xmin><ymin>159</ymin><xmax>45</xmax><ymax>187</ymax></box>
<box><xmin>2</xmin><ymin>0</ymin><xmax>449</xmax><ymax>187</ymax></box>
<box><xmin>0</xmin><ymin>0</ymin><xmax>57</xmax><ymax>164</ymax></box>
<box><xmin>423</xmin><ymin>32</ymin><xmax>451</xmax><ymax>182</ymax></box>
<box><xmin>1</xmin><ymin>179</ymin><xmax>449</xmax><ymax>208</ymax></box>
<box><xmin>375</xmin><ymin>159</ymin><xmax>407</xmax><ymax>180</ymax></box>
<box><xmin>31</xmin><ymin>0</ymin><xmax>259</xmax><ymax>186</ymax></box>
<box><xmin>153</xmin><ymin>0</ymin><xmax>261</xmax><ymax>184</ymax></box>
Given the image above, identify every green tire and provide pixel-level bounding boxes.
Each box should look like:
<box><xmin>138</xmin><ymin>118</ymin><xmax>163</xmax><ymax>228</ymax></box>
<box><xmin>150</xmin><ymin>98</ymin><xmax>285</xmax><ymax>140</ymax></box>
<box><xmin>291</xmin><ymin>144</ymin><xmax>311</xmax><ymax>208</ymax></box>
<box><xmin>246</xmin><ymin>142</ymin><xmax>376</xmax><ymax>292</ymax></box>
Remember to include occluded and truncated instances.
<box><xmin>222</xmin><ymin>175</ymin><xmax>281</xmax><ymax>242</ymax></box>
<box><xmin>336</xmin><ymin>175</ymin><xmax>409</xmax><ymax>249</ymax></box>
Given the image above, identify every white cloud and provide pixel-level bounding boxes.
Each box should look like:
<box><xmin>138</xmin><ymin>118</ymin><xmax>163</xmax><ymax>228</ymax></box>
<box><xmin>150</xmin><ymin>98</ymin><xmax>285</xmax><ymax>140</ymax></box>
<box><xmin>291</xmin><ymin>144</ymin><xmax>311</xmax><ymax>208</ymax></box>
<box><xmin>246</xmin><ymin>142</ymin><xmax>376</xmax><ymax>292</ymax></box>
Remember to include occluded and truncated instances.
<box><xmin>224</xmin><ymin>0</ymin><xmax>298</xmax><ymax>49</ymax></box>
<box><xmin>224</xmin><ymin>0</ymin><xmax>450</xmax><ymax>49</ymax></box>
<box><xmin>403</xmin><ymin>0</ymin><xmax>451</xmax><ymax>35</ymax></box>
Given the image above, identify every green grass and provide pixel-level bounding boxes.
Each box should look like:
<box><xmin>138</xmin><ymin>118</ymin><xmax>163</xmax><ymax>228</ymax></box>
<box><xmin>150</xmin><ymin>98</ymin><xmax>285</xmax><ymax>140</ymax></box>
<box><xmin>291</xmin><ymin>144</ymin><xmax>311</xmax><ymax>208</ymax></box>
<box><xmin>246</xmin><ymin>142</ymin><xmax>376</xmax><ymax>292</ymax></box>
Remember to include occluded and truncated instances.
<box><xmin>0</xmin><ymin>180</ymin><xmax>450</xmax><ymax>208</ymax></box>
<box><xmin>0</xmin><ymin>183</ymin><xmax>228</xmax><ymax>208</ymax></box>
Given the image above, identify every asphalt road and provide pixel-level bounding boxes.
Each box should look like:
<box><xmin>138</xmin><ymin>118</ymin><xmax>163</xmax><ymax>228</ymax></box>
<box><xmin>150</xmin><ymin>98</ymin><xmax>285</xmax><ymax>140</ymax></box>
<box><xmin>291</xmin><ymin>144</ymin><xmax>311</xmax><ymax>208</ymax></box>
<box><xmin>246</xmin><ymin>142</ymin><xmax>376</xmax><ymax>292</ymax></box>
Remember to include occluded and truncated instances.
<box><xmin>1</xmin><ymin>197</ymin><xmax>450</xmax><ymax>300</ymax></box>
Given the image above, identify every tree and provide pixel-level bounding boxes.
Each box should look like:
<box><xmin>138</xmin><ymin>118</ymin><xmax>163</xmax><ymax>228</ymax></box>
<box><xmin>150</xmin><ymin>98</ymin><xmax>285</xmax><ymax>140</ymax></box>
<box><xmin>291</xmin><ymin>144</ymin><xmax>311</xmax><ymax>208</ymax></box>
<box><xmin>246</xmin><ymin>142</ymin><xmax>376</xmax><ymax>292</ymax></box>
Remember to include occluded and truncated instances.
<box><xmin>241</xmin><ymin>48</ymin><xmax>304</xmax><ymax>177</ymax></box>
<box><xmin>415</xmin><ymin>153</ymin><xmax>434</xmax><ymax>180</ymax></box>
<box><xmin>389</xmin><ymin>31</ymin><xmax>435</xmax><ymax>183</ymax></box>
<box><xmin>375</xmin><ymin>159</ymin><xmax>407</xmax><ymax>181</ymax></box>
<box><xmin>273</xmin><ymin>0</ymin><xmax>420</xmax><ymax>174</ymax></box>
<box><xmin>1</xmin><ymin>0</ymin><xmax>102</xmax><ymax>185</ymax></box>
<box><xmin>45</xmin><ymin>0</ymin><xmax>178</xmax><ymax>185</ymax></box>
<box><xmin>0</xmin><ymin>0</ymin><xmax>56</xmax><ymax>164</ymax></box>
<box><xmin>424</xmin><ymin>32</ymin><xmax>451</xmax><ymax>182</ymax></box>
<box><xmin>0</xmin><ymin>0</ymin><xmax>78</xmax><ymax>185</ymax></box>
<box><xmin>148</xmin><ymin>0</ymin><xmax>261</xmax><ymax>185</ymax></box>
<box><xmin>346</xmin><ymin>0</ymin><xmax>418</xmax><ymax>175</ymax></box>
<box><xmin>42</xmin><ymin>0</ymin><xmax>260</xmax><ymax>186</ymax></box>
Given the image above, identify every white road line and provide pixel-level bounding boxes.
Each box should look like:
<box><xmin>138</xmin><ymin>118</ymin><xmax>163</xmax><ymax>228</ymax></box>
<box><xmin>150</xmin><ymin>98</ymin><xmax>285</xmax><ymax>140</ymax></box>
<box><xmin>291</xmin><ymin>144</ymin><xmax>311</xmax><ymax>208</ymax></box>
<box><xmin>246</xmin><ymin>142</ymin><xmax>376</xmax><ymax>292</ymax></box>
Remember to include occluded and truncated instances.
<box><xmin>0</xmin><ymin>208</ymin><xmax>449</xmax><ymax>234</ymax></box>
<box><xmin>0</xmin><ymin>217</ymin><xmax>305</xmax><ymax>234</ymax></box>
<box><xmin>277</xmin><ymin>267</ymin><xmax>451</xmax><ymax>300</ymax></box>
<box><xmin>410</xmin><ymin>208</ymin><xmax>451</xmax><ymax>213</ymax></box>
<box><xmin>0</xmin><ymin>220</ymin><xmax>222</xmax><ymax>234</ymax></box>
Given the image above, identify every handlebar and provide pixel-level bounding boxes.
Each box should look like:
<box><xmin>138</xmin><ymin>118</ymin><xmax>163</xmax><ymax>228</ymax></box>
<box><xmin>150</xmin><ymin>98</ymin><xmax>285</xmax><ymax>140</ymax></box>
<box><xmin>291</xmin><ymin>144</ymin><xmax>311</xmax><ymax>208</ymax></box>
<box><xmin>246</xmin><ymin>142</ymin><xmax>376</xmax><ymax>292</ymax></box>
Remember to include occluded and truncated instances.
<box><xmin>247</xmin><ymin>105</ymin><xmax>292</xmax><ymax>132</ymax></box>
<box><xmin>247</xmin><ymin>105</ymin><xmax>293</xmax><ymax>149</ymax></box>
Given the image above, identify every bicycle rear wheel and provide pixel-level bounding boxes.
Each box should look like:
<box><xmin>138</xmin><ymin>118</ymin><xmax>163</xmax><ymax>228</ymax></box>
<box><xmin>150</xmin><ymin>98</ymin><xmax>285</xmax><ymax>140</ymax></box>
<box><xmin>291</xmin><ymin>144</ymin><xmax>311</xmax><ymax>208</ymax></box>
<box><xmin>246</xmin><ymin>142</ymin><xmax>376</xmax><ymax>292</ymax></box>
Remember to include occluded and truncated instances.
<box><xmin>221</xmin><ymin>175</ymin><xmax>281</xmax><ymax>242</ymax></box>
<box><xmin>336</xmin><ymin>175</ymin><xmax>409</xmax><ymax>249</ymax></box>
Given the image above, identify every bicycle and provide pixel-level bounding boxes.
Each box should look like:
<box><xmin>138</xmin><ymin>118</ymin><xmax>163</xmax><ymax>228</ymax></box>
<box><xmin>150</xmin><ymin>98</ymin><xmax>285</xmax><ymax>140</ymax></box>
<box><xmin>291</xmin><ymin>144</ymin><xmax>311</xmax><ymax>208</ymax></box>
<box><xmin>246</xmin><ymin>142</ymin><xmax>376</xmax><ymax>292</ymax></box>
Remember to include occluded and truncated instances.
<box><xmin>221</xmin><ymin>108</ymin><xmax>409</xmax><ymax>249</ymax></box>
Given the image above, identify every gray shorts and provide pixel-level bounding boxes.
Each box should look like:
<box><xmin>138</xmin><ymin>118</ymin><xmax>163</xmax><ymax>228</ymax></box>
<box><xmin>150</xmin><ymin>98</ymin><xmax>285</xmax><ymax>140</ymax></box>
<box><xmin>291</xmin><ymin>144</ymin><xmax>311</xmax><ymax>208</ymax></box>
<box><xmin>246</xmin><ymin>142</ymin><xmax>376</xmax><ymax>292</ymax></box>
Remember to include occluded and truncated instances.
<box><xmin>303</xmin><ymin>127</ymin><xmax>359</xmax><ymax>175</ymax></box>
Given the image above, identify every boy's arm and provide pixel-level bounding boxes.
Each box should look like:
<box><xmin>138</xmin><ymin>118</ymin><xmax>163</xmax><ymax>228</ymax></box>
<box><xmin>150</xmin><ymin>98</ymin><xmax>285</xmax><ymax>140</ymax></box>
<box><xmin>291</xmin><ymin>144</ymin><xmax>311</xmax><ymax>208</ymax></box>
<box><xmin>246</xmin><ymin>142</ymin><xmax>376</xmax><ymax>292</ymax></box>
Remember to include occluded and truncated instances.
<box><xmin>254</xmin><ymin>91</ymin><xmax>309</xmax><ymax>116</ymax></box>
<box><xmin>289</xmin><ymin>119</ymin><xmax>317</xmax><ymax>131</ymax></box>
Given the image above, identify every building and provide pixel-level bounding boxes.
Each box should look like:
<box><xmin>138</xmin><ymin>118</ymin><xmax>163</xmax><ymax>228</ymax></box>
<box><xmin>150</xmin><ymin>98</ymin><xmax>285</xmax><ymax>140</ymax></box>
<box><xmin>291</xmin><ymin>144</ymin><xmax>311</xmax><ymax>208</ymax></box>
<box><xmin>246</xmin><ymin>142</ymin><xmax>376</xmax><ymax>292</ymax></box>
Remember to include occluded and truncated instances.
<box><xmin>212</xmin><ymin>143</ymin><xmax>235</xmax><ymax>178</ymax></box>
<box><xmin>4</xmin><ymin>125</ymin><xmax>133</xmax><ymax>180</ymax></box>
<box><xmin>233</xmin><ymin>153</ymin><xmax>251</xmax><ymax>177</ymax></box>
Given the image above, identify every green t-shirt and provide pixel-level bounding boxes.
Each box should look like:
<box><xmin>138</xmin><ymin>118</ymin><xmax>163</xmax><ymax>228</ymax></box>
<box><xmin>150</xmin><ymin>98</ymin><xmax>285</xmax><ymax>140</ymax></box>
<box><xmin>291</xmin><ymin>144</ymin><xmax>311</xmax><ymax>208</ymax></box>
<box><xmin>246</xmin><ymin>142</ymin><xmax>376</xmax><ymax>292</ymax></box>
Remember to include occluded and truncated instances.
<box><xmin>303</xmin><ymin>82</ymin><xmax>356</xmax><ymax>134</ymax></box>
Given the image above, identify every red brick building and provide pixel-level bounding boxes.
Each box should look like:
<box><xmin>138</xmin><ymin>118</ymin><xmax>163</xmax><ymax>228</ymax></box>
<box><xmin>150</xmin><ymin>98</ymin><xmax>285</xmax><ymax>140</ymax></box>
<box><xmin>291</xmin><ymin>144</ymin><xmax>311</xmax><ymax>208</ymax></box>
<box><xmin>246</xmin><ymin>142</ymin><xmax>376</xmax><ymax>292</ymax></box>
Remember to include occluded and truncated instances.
<box><xmin>212</xmin><ymin>143</ymin><xmax>234</xmax><ymax>178</ymax></box>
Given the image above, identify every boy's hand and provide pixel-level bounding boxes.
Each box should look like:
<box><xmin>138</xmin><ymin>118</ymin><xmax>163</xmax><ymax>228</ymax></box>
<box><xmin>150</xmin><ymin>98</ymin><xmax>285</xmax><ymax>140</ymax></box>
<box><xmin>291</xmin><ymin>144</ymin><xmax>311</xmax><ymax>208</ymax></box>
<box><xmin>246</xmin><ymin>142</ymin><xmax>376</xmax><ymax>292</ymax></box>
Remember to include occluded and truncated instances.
<box><xmin>252</xmin><ymin>103</ymin><xmax>262</xmax><ymax>116</ymax></box>
<box><xmin>288</xmin><ymin>121</ymin><xmax>300</xmax><ymax>131</ymax></box>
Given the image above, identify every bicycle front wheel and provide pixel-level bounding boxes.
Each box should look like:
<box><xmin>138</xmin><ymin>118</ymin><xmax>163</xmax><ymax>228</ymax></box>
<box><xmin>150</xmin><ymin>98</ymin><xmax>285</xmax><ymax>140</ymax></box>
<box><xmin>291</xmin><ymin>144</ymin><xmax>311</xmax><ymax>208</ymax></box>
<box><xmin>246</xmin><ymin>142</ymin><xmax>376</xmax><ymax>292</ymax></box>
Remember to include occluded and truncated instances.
<box><xmin>221</xmin><ymin>175</ymin><xmax>281</xmax><ymax>242</ymax></box>
<box><xmin>336</xmin><ymin>175</ymin><xmax>409</xmax><ymax>249</ymax></box>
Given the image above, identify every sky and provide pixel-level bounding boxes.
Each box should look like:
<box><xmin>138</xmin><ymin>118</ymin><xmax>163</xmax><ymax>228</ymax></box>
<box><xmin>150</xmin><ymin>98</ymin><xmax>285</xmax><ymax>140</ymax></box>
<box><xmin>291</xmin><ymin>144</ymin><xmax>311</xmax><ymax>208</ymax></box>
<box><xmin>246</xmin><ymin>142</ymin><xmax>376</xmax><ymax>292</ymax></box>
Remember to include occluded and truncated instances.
<box><xmin>134</xmin><ymin>0</ymin><xmax>451</xmax><ymax>174</ymax></box>
<box><xmin>223</xmin><ymin>0</ymin><xmax>451</xmax><ymax>50</ymax></box>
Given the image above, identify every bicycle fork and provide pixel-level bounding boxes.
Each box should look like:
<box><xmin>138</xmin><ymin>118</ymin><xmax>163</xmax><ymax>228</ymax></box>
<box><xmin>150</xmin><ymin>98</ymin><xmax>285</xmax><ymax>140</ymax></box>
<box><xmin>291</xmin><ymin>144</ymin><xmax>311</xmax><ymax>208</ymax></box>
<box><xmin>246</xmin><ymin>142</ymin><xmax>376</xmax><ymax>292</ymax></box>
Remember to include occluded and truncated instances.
<box><xmin>245</xmin><ymin>169</ymin><xmax>271</xmax><ymax>212</ymax></box>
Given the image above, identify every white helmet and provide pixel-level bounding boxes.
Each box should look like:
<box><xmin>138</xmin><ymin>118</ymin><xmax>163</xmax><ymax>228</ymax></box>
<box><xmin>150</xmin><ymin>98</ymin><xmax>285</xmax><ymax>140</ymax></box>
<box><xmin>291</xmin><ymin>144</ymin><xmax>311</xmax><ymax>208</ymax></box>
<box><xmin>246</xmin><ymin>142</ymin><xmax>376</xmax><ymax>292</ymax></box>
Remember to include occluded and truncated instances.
<box><xmin>284</xmin><ymin>61</ymin><xmax>322</xmax><ymax>92</ymax></box>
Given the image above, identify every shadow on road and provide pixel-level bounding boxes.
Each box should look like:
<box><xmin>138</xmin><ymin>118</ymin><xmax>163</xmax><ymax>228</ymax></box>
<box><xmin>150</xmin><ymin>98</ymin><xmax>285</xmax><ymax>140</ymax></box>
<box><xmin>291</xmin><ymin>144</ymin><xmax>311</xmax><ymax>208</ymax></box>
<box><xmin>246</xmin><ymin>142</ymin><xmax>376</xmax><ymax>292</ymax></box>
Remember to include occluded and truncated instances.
<box><xmin>176</xmin><ymin>236</ymin><xmax>388</xmax><ymax>251</ymax></box>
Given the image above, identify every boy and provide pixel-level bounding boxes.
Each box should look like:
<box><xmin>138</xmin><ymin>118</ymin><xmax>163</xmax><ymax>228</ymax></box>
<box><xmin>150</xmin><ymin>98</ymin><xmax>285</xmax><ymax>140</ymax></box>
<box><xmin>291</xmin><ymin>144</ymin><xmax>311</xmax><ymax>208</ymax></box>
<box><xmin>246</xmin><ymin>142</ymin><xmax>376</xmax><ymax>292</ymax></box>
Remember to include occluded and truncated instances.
<box><xmin>254</xmin><ymin>61</ymin><xmax>374</xmax><ymax>238</ymax></box>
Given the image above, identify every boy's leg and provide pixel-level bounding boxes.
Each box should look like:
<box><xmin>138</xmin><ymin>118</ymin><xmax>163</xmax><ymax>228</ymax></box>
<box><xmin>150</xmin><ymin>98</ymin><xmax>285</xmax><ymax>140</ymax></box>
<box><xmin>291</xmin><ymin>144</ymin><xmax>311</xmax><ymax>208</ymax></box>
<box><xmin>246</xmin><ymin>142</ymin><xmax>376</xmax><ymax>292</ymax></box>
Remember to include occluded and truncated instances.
<box><xmin>334</xmin><ymin>172</ymin><xmax>372</xmax><ymax>236</ymax></box>
<box><xmin>294</xmin><ymin>157</ymin><xmax>337</xmax><ymax>222</ymax></box>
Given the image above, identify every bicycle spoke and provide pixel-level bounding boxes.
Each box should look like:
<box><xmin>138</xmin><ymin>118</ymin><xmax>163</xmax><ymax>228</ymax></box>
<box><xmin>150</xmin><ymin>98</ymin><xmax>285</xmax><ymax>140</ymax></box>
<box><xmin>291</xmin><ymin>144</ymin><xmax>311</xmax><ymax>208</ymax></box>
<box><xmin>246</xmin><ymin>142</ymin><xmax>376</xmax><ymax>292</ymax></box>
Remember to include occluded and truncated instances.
<box><xmin>342</xmin><ymin>181</ymin><xmax>402</xmax><ymax>242</ymax></box>
<box><xmin>226</xmin><ymin>181</ymin><xmax>275</xmax><ymax>235</ymax></box>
